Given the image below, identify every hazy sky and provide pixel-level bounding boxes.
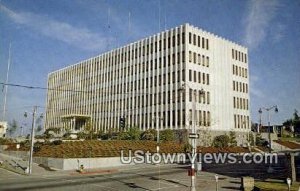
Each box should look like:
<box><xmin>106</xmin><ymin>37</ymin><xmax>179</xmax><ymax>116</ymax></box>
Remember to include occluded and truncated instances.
<box><xmin>0</xmin><ymin>0</ymin><xmax>299</xmax><ymax>134</ymax></box>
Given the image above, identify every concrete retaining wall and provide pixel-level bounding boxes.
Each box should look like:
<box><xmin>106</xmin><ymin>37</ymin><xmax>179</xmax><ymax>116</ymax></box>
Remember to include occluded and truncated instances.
<box><xmin>2</xmin><ymin>150</ymin><xmax>29</xmax><ymax>160</ymax></box>
<box><xmin>33</xmin><ymin>157</ymin><xmax>132</xmax><ymax>170</ymax></box>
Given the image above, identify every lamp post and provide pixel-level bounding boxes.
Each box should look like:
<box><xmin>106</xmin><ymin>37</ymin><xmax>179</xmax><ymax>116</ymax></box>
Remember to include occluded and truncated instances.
<box><xmin>24</xmin><ymin>106</ymin><xmax>43</xmax><ymax>174</ymax></box>
<box><xmin>179</xmin><ymin>82</ymin><xmax>204</xmax><ymax>191</ymax></box>
<box><xmin>258</xmin><ymin>105</ymin><xmax>278</xmax><ymax>153</ymax></box>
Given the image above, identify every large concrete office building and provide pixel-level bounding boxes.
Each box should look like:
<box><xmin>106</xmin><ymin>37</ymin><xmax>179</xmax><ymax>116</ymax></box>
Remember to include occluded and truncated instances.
<box><xmin>45</xmin><ymin>23</ymin><xmax>250</xmax><ymax>135</ymax></box>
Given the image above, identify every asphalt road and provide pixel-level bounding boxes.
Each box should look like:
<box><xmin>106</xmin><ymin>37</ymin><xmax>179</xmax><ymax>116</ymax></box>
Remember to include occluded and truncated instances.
<box><xmin>0</xmin><ymin>165</ymin><xmax>241</xmax><ymax>191</ymax></box>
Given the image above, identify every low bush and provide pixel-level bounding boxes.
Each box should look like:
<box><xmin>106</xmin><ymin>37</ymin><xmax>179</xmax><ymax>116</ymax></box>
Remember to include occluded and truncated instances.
<box><xmin>212</xmin><ymin>135</ymin><xmax>230</xmax><ymax>148</ymax></box>
<box><xmin>52</xmin><ymin>140</ymin><xmax>62</xmax><ymax>145</ymax></box>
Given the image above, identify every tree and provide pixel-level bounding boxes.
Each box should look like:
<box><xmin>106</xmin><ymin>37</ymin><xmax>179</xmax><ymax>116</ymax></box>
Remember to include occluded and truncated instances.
<box><xmin>8</xmin><ymin>119</ymin><xmax>18</xmax><ymax>137</ymax></box>
<box><xmin>127</xmin><ymin>126</ymin><xmax>141</xmax><ymax>140</ymax></box>
<box><xmin>35</xmin><ymin>117</ymin><xmax>43</xmax><ymax>134</ymax></box>
<box><xmin>160</xmin><ymin>129</ymin><xmax>174</xmax><ymax>141</ymax></box>
<box><xmin>292</xmin><ymin>110</ymin><xmax>300</xmax><ymax>134</ymax></box>
<box><xmin>212</xmin><ymin>135</ymin><xmax>229</xmax><ymax>148</ymax></box>
<box><xmin>228</xmin><ymin>131</ymin><xmax>237</xmax><ymax>147</ymax></box>
<box><xmin>198</xmin><ymin>128</ymin><xmax>212</xmax><ymax>147</ymax></box>
<box><xmin>84</xmin><ymin>119</ymin><xmax>94</xmax><ymax>140</ymax></box>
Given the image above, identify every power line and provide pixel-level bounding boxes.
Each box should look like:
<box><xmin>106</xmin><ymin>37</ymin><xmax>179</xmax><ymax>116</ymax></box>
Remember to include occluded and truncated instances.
<box><xmin>0</xmin><ymin>82</ymin><xmax>161</xmax><ymax>95</ymax></box>
<box><xmin>0</xmin><ymin>82</ymin><xmax>91</xmax><ymax>93</ymax></box>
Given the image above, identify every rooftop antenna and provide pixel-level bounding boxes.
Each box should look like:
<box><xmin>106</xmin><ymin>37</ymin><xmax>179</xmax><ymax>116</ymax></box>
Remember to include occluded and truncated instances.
<box><xmin>128</xmin><ymin>11</ymin><xmax>131</xmax><ymax>43</ymax></box>
<box><xmin>164</xmin><ymin>10</ymin><xmax>166</xmax><ymax>31</ymax></box>
<box><xmin>2</xmin><ymin>42</ymin><xmax>11</xmax><ymax>121</ymax></box>
<box><xmin>107</xmin><ymin>7</ymin><xmax>111</xmax><ymax>51</ymax></box>
<box><xmin>158</xmin><ymin>0</ymin><xmax>161</xmax><ymax>32</ymax></box>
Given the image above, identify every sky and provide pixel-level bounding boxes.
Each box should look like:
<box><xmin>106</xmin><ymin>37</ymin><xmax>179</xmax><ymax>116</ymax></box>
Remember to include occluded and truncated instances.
<box><xmin>0</xmin><ymin>0</ymin><xmax>299</xmax><ymax>135</ymax></box>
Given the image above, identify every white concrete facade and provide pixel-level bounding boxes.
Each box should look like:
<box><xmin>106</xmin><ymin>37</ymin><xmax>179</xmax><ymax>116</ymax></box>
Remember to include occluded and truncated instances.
<box><xmin>45</xmin><ymin>23</ymin><xmax>250</xmax><ymax>133</ymax></box>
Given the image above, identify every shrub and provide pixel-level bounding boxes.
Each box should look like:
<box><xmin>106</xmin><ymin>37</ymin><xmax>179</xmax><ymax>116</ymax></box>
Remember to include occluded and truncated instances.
<box><xmin>212</xmin><ymin>135</ymin><xmax>230</xmax><ymax>148</ymax></box>
<box><xmin>33</xmin><ymin>143</ymin><xmax>42</xmax><ymax>152</ymax></box>
<box><xmin>52</xmin><ymin>140</ymin><xmax>62</xmax><ymax>145</ymax></box>
<box><xmin>77</xmin><ymin>132</ymin><xmax>88</xmax><ymax>140</ymax></box>
<box><xmin>0</xmin><ymin>138</ymin><xmax>14</xmax><ymax>145</ymax></box>
<box><xmin>160</xmin><ymin>129</ymin><xmax>175</xmax><ymax>141</ymax></box>
<box><xmin>118</xmin><ymin>132</ymin><xmax>130</xmax><ymax>140</ymax></box>
<box><xmin>228</xmin><ymin>131</ymin><xmax>237</xmax><ymax>147</ymax></box>
<box><xmin>141</xmin><ymin>129</ymin><xmax>156</xmax><ymax>141</ymax></box>
<box><xmin>127</xmin><ymin>127</ymin><xmax>141</xmax><ymax>140</ymax></box>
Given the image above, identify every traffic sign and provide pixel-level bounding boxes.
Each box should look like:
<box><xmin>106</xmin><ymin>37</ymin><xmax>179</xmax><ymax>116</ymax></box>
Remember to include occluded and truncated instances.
<box><xmin>189</xmin><ymin>133</ymin><xmax>199</xmax><ymax>139</ymax></box>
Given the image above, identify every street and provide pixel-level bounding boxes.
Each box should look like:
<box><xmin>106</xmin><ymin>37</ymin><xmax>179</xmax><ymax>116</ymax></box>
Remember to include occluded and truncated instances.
<box><xmin>0</xmin><ymin>164</ymin><xmax>241</xmax><ymax>191</ymax></box>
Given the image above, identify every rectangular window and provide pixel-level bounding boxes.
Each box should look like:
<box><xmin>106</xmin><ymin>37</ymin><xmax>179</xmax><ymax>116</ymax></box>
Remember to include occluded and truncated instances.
<box><xmin>194</xmin><ymin>71</ymin><xmax>197</xmax><ymax>82</ymax></box>
<box><xmin>189</xmin><ymin>33</ymin><xmax>192</xmax><ymax>44</ymax></box>
<box><xmin>233</xmin><ymin>97</ymin><xmax>236</xmax><ymax>108</ymax></box>
<box><xmin>198</xmin><ymin>72</ymin><xmax>201</xmax><ymax>83</ymax></box>
<box><xmin>232</xmin><ymin>49</ymin><xmax>234</xmax><ymax>59</ymax></box>
<box><xmin>193</xmin><ymin>34</ymin><xmax>196</xmax><ymax>45</ymax></box>
<box><xmin>206</xmin><ymin>57</ymin><xmax>209</xmax><ymax>67</ymax></box>
<box><xmin>189</xmin><ymin>70</ymin><xmax>192</xmax><ymax>81</ymax></box>
<box><xmin>206</xmin><ymin>74</ymin><xmax>209</xmax><ymax>85</ymax></box>
<box><xmin>189</xmin><ymin>51</ymin><xmax>192</xmax><ymax>63</ymax></box>
<box><xmin>202</xmin><ymin>73</ymin><xmax>205</xmax><ymax>84</ymax></box>
<box><xmin>193</xmin><ymin>52</ymin><xmax>196</xmax><ymax>63</ymax></box>
<box><xmin>207</xmin><ymin>92</ymin><xmax>210</xmax><ymax>104</ymax></box>
<box><xmin>206</xmin><ymin>39</ymin><xmax>209</xmax><ymax>50</ymax></box>
<box><xmin>202</xmin><ymin>37</ymin><xmax>205</xmax><ymax>48</ymax></box>
<box><xmin>182</xmin><ymin>32</ymin><xmax>185</xmax><ymax>44</ymax></box>
<box><xmin>189</xmin><ymin>89</ymin><xmax>192</xmax><ymax>102</ymax></box>
<box><xmin>198</xmin><ymin>36</ymin><xmax>201</xmax><ymax>47</ymax></box>
<box><xmin>198</xmin><ymin>54</ymin><xmax>201</xmax><ymax>65</ymax></box>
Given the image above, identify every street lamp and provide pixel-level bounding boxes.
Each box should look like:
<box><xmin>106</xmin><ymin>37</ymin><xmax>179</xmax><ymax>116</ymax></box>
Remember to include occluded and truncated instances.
<box><xmin>24</xmin><ymin>106</ymin><xmax>43</xmax><ymax>174</ymax></box>
<box><xmin>179</xmin><ymin>82</ymin><xmax>205</xmax><ymax>191</ymax></box>
<box><xmin>258</xmin><ymin>105</ymin><xmax>278</xmax><ymax>153</ymax></box>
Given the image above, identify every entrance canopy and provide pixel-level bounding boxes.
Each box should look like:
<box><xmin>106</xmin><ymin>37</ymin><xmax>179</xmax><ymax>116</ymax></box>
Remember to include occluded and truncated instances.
<box><xmin>61</xmin><ymin>114</ymin><xmax>91</xmax><ymax>132</ymax></box>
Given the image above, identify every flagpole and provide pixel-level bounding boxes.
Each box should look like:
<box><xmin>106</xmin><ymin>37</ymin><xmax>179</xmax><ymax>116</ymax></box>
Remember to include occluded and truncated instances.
<box><xmin>2</xmin><ymin>42</ymin><xmax>11</xmax><ymax>121</ymax></box>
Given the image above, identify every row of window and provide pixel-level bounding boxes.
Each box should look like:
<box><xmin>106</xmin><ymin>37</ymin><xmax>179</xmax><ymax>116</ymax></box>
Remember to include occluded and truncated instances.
<box><xmin>234</xmin><ymin>114</ymin><xmax>250</xmax><ymax>129</ymax></box>
<box><xmin>189</xmin><ymin>70</ymin><xmax>210</xmax><ymax>85</ymax></box>
<box><xmin>91</xmin><ymin>51</ymin><xmax>187</xmax><ymax>84</ymax></box>
<box><xmin>233</xmin><ymin>64</ymin><xmax>248</xmax><ymax>78</ymax></box>
<box><xmin>232</xmin><ymin>49</ymin><xmax>247</xmax><ymax>63</ymax></box>
<box><xmin>188</xmin><ymin>109</ymin><xmax>211</xmax><ymax>126</ymax></box>
<box><xmin>233</xmin><ymin>97</ymin><xmax>249</xmax><ymax>110</ymax></box>
<box><xmin>189</xmin><ymin>89</ymin><xmax>210</xmax><ymax>104</ymax></box>
<box><xmin>189</xmin><ymin>32</ymin><xmax>209</xmax><ymax>50</ymax></box>
<box><xmin>188</xmin><ymin>51</ymin><xmax>210</xmax><ymax>67</ymax></box>
<box><xmin>233</xmin><ymin>81</ymin><xmax>249</xmax><ymax>93</ymax></box>
<box><xmin>110</xmin><ymin>32</ymin><xmax>186</xmax><ymax>62</ymax></box>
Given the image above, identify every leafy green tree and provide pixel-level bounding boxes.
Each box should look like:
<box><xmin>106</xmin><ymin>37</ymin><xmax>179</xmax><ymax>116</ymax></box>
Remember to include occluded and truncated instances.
<box><xmin>84</xmin><ymin>119</ymin><xmax>94</xmax><ymax>140</ymax></box>
<box><xmin>160</xmin><ymin>129</ymin><xmax>174</xmax><ymax>141</ymax></box>
<box><xmin>212</xmin><ymin>135</ymin><xmax>229</xmax><ymax>148</ymax></box>
<box><xmin>8</xmin><ymin>119</ymin><xmax>18</xmax><ymax>137</ymax></box>
<box><xmin>228</xmin><ymin>131</ymin><xmax>237</xmax><ymax>147</ymax></box>
<box><xmin>292</xmin><ymin>110</ymin><xmax>300</xmax><ymax>134</ymax></box>
<box><xmin>127</xmin><ymin>126</ymin><xmax>141</xmax><ymax>140</ymax></box>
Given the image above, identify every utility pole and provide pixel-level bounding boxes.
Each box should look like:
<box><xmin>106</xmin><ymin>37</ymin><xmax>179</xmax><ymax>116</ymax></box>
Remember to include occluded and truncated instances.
<box><xmin>179</xmin><ymin>83</ymin><xmax>204</xmax><ymax>191</ymax></box>
<box><xmin>24</xmin><ymin>106</ymin><xmax>43</xmax><ymax>174</ymax></box>
<box><xmin>28</xmin><ymin>106</ymin><xmax>37</xmax><ymax>174</ymax></box>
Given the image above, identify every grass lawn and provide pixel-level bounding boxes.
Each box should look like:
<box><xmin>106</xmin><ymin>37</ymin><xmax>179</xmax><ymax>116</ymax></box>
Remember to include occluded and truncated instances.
<box><xmin>255</xmin><ymin>180</ymin><xmax>299</xmax><ymax>191</ymax></box>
